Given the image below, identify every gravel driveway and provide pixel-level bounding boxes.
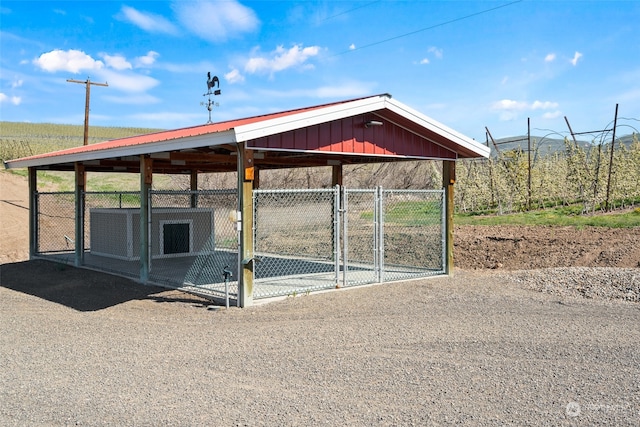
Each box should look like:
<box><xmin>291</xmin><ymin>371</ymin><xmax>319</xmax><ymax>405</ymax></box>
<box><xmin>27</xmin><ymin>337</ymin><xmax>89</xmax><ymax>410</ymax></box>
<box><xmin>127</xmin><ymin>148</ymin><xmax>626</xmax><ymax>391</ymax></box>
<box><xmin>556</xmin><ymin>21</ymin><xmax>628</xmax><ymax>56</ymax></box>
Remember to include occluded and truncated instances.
<box><xmin>1</xmin><ymin>261</ymin><xmax>639</xmax><ymax>426</ymax></box>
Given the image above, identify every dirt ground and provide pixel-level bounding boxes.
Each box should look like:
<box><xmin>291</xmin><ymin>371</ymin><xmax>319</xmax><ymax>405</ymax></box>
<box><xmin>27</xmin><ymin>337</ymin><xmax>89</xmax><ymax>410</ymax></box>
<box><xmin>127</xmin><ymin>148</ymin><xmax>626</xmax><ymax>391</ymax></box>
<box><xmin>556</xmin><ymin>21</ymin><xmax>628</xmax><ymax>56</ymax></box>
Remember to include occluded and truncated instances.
<box><xmin>2</xmin><ymin>171</ymin><xmax>639</xmax><ymax>268</ymax></box>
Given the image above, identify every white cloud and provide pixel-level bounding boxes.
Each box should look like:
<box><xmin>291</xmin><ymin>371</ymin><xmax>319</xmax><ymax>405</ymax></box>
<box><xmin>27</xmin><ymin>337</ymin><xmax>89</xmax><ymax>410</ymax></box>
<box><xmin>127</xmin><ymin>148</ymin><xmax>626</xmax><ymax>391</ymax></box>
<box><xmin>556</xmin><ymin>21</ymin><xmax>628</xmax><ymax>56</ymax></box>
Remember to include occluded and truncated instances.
<box><xmin>172</xmin><ymin>0</ymin><xmax>259</xmax><ymax>42</ymax></box>
<box><xmin>103</xmin><ymin>94</ymin><xmax>161</xmax><ymax>105</ymax></box>
<box><xmin>100</xmin><ymin>53</ymin><xmax>132</xmax><ymax>71</ymax></box>
<box><xmin>492</xmin><ymin>99</ymin><xmax>561</xmax><ymax>121</ymax></box>
<box><xmin>257</xmin><ymin>81</ymin><xmax>375</xmax><ymax>99</ymax></box>
<box><xmin>492</xmin><ymin>99</ymin><xmax>559</xmax><ymax>112</ymax></box>
<box><xmin>0</xmin><ymin>93</ymin><xmax>21</xmax><ymax>105</ymax></box>
<box><xmin>313</xmin><ymin>83</ymin><xmax>374</xmax><ymax>98</ymax></box>
<box><xmin>34</xmin><ymin>49</ymin><xmax>104</xmax><ymax>73</ymax></box>
<box><xmin>428</xmin><ymin>46</ymin><xmax>443</xmax><ymax>59</ymax></box>
<box><xmin>531</xmin><ymin>100</ymin><xmax>559</xmax><ymax>110</ymax></box>
<box><xmin>130</xmin><ymin>111</ymin><xmax>203</xmax><ymax>123</ymax></box>
<box><xmin>492</xmin><ymin>99</ymin><xmax>528</xmax><ymax>111</ymax></box>
<box><xmin>119</xmin><ymin>6</ymin><xmax>179</xmax><ymax>35</ymax></box>
<box><xmin>617</xmin><ymin>87</ymin><xmax>640</xmax><ymax>103</ymax></box>
<box><xmin>134</xmin><ymin>51</ymin><xmax>160</xmax><ymax>68</ymax></box>
<box><xmin>245</xmin><ymin>45</ymin><xmax>321</xmax><ymax>75</ymax></box>
<box><xmin>349</xmin><ymin>44</ymin><xmax>356</xmax><ymax>50</ymax></box>
<box><xmin>420</xmin><ymin>58</ymin><xmax>430</xmax><ymax>65</ymax></box>
<box><xmin>498</xmin><ymin>111</ymin><xmax>519</xmax><ymax>122</ymax></box>
<box><xmin>571</xmin><ymin>51</ymin><xmax>583</xmax><ymax>66</ymax></box>
<box><xmin>544</xmin><ymin>53</ymin><xmax>556</xmax><ymax>62</ymax></box>
<box><xmin>542</xmin><ymin>111</ymin><xmax>562</xmax><ymax>119</ymax></box>
<box><xmin>98</xmin><ymin>69</ymin><xmax>160</xmax><ymax>93</ymax></box>
<box><xmin>225</xmin><ymin>68</ymin><xmax>244</xmax><ymax>84</ymax></box>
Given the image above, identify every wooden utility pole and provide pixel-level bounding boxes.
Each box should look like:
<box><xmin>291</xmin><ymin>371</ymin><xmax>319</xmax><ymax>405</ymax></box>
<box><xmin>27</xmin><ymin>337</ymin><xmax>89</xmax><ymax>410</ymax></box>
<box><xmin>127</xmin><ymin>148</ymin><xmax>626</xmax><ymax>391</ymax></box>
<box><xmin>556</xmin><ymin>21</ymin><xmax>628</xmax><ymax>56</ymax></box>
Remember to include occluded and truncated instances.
<box><xmin>67</xmin><ymin>78</ymin><xmax>108</xmax><ymax>145</ymax></box>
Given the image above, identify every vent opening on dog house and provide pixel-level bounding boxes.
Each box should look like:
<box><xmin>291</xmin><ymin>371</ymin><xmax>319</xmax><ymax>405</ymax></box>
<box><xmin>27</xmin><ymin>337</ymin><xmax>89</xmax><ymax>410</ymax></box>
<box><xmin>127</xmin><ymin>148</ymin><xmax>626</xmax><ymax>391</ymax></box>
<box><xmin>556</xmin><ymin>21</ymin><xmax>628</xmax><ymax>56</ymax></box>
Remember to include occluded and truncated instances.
<box><xmin>4</xmin><ymin>94</ymin><xmax>490</xmax><ymax>307</ymax></box>
<box><xmin>162</xmin><ymin>222</ymin><xmax>190</xmax><ymax>255</ymax></box>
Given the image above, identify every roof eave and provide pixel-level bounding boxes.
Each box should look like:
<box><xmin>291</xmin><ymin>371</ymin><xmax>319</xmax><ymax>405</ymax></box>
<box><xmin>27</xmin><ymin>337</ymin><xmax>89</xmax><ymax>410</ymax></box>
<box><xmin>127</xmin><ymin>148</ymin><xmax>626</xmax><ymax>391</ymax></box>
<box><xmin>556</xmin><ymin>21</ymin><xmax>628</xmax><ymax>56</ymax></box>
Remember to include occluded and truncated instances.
<box><xmin>238</xmin><ymin>94</ymin><xmax>390</xmax><ymax>143</ymax></box>
<box><xmin>4</xmin><ymin>130</ymin><xmax>237</xmax><ymax>169</ymax></box>
<box><xmin>384</xmin><ymin>98</ymin><xmax>490</xmax><ymax>159</ymax></box>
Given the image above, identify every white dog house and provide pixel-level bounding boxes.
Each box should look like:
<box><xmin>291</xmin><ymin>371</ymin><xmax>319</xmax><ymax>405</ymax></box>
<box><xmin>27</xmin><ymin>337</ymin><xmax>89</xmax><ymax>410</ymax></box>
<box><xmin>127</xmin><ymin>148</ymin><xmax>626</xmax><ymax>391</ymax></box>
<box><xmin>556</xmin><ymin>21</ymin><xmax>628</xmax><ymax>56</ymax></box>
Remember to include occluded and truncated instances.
<box><xmin>90</xmin><ymin>208</ymin><xmax>214</xmax><ymax>260</ymax></box>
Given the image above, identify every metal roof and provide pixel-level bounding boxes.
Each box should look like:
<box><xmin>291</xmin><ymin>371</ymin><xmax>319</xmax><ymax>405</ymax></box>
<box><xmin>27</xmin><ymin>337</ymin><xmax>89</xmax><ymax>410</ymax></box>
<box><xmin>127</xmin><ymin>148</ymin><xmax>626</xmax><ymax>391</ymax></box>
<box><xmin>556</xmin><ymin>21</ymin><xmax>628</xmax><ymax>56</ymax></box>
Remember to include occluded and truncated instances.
<box><xmin>4</xmin><ymin>94</ymin><xmax>489</xmax><ymax>172</ymax></box>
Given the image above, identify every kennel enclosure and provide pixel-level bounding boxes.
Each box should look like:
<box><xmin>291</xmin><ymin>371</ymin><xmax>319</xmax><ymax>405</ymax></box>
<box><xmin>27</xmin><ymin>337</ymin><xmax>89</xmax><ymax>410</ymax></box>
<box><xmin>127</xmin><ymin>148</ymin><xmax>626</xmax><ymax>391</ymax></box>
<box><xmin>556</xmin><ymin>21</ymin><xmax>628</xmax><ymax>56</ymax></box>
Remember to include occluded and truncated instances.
<box><xmin>5</xmin><ymin>94</ymin><xmax>490</xmax><ymax>306</ymax></box>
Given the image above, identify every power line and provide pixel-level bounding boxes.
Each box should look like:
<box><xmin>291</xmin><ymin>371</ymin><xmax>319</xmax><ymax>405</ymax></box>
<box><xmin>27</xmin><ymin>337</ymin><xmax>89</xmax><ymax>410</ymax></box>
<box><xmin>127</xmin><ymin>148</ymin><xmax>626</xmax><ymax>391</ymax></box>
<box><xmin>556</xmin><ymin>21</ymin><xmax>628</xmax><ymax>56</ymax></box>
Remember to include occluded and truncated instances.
<box><xmin>321</xmin><ymin>1</ymin><xmax>381</xmax><ymax>22</ymax></box>
<box><xmin>332</xmin><ymin>0</ymin><xmax>523</xmax><ymax>56</ymax></box>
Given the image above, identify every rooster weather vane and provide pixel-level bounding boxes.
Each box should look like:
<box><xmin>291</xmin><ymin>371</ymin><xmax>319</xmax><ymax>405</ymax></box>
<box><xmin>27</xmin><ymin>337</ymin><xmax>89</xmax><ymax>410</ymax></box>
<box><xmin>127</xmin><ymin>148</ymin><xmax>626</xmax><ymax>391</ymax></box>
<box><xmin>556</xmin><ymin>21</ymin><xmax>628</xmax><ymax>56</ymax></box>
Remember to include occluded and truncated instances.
<box><xmin>201</xmin><ymin>72</ymin><xmax>221</xmax><ymax>123</ymax></box>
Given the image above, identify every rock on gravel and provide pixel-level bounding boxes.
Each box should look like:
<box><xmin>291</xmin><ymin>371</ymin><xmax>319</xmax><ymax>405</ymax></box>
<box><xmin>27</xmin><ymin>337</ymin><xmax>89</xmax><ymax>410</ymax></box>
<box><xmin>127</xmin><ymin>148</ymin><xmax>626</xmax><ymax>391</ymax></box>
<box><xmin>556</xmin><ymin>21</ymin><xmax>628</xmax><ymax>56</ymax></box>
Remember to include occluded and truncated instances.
<box><xmin>506</xmin><ymin>267</ymin><xmax>640</xmax><ymax>302</ymax></box>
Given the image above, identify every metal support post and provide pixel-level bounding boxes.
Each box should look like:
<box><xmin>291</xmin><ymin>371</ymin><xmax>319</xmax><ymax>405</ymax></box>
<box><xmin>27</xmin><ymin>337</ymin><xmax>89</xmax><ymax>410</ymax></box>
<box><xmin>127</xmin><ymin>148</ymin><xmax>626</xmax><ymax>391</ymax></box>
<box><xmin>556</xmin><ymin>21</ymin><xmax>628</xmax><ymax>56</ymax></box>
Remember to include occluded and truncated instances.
<box><xmin>341</xmin><ymin>188</ymin><xmax>349</xmax><ymax>288</ymax></box>
<box><xmin>333</xmin><ymin>184</ymin><xmax>341</xmax><ymax>286</ymax></box>
<box><xmin>223</xmin><ymin>265</ymin><xmax>232</xmax><ymax>309</ymax></box>
<box><xmin>28</xmin><ymin>167</ymin><xmax>38</xmax><ymax>259</ymax></box>
<box><xmin>237</xmin><ymin>143</ymin><xmax>254</xmax><ymax>307</ymax></box>
<box><xmin>443</xmin><ymin>161</ymin><xmax>455</xmax><ymax>275</ymax></box>
<box><xmin>139</xmin><ymin>156</ymin><xmax>152</xmax><ymax>283</ymax></box>
<box><xmin>74</xmin><ymin>163</ymin><xmax>85</xmax><ymax>267</ymax></box>
<box><xmin>375</xmin><ymin>186</ymin><xmax>384</xmax><ymax>283</ymax></box>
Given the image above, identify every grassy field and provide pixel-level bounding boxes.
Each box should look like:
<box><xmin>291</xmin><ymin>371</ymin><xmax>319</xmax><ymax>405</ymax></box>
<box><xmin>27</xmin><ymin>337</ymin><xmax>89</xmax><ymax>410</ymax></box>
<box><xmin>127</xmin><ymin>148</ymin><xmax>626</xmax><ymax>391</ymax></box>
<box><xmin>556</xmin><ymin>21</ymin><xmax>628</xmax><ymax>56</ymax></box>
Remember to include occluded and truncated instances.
<box><xmin>456</xmin><ymin>206</ymin><xmax>640</xmax><ymax>228</ymax></box>
<box><xmin>1</xmin><ymin>121</ymin><xmax>163</xmax><ymax>162</ymax></box>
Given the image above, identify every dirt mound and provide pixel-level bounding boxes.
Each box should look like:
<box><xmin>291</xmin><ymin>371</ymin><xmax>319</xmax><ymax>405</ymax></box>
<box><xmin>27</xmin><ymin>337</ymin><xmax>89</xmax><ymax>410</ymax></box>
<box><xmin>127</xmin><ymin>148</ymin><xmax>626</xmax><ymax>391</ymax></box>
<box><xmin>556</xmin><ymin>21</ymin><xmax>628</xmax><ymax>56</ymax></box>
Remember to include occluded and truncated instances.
<box><xmin>0</xmin><ymin>172</ymin><xmax>29</xmax><ymax>264</ymax></box>
<box><xmin>454</xmin><ymin>225</ymin><xmax>640</xmax><ymax>270</ymax></box>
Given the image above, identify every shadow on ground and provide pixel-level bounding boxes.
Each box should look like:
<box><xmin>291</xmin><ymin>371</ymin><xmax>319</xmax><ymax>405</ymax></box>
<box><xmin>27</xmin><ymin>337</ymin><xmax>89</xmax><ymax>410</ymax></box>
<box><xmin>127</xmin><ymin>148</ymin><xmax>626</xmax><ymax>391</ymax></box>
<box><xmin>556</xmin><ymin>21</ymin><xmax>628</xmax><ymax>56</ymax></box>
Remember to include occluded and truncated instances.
<box><xmin>0</xmin><ymin>259</ymin><xmax>206</xmax><ymax>311</ymax></box>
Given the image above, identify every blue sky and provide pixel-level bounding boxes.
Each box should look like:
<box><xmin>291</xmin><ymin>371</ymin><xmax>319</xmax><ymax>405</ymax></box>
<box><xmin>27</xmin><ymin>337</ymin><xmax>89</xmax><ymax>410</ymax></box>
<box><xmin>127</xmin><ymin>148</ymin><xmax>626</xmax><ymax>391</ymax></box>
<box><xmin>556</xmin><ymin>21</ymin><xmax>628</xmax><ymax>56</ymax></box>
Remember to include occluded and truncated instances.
<box><xmin>1</xmin><ymin>0</ymin><xmax>639</xmax><ymax>141</ymax></box>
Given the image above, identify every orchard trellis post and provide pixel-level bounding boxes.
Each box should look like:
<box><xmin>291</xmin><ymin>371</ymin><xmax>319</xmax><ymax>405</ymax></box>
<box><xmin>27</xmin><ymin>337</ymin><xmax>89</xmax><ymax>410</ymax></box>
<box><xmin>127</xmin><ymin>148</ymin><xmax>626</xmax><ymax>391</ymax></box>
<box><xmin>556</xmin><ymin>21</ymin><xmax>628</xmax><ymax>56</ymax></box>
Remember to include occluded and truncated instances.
<box><xmin>565</xmin><ymin>104</ymin><xmax>619</xmax><ymax>211</ymax></box>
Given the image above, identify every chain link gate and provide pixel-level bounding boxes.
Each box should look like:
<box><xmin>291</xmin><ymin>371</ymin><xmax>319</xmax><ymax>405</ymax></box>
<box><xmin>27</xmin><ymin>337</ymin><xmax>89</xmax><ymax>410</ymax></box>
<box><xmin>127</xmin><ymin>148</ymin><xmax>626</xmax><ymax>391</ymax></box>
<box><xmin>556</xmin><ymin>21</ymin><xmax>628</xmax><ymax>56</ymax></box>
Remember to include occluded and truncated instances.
<box><xmin>341</xmin><ymin>188</ymin><xmax>378</xmax><ymax>287</ymax></box>
<box><xmin>380</xmin><ymin>189</ymin><xmax>445</xmax><ymax>281</ymax></box>
<box><xmin>253</xmin><ymin>186</ymin><xmax>445</xmax><ymax>299</ymax></box>
<box><xmin>253</xmin><ymin>188</ymin><xmax>340</xmax><ymax>298</ymax></box>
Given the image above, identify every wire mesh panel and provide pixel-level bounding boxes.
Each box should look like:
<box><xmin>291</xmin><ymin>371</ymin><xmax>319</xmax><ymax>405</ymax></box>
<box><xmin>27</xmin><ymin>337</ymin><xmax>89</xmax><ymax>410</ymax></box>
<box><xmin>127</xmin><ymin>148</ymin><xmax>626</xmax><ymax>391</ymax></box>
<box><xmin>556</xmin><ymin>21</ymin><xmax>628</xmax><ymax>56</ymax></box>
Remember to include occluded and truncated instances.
<box><xmin>341</xmin><ymin>189</ymin><xmax>378</xmax><ymax>287</ymax></box>
<box><xmin>381</xmin><ymin>189</ymin><xmax>445</xmax><ymax>281</ymax></box>
<box><xmin>35</xmin><ymin>192</ymin><xmax>76</xmax><ymax>263</ymax></box>
<box><xmin>149</xmin><ymin>190</ymin><xmax>238</xmax><ymax>300</ymax></box>
<box><xmin>253</xmin><ymin>188</ymin><xmax>339</xmax><ymax>298</ymax></box>
<box><xmin>82</xmin><ymin>192</ymin><xmax>142</xmax><ymax>280</ymax></box>
<box><xmin>34</xmin><ymin>186</ymin><xmax>445</xmax><ymax>303</ymax></box>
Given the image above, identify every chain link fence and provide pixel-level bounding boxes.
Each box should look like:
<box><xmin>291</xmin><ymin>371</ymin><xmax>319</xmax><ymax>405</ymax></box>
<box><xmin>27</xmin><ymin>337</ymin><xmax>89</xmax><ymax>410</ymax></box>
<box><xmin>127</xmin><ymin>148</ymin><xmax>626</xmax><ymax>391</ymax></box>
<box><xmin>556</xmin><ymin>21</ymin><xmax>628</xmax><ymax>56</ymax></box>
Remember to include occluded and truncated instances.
<box><xmin>149</xmin><ymin>190</ymin><xmax>239</xmax><ymax>300</ymax></box>
<box><xmin>34</xmin><ymin>186</ymin><xmax>445</xmax><ymax>302</ymax></box>
<box><xmin>34</xmin><ymin>192</ymin><xmax>76</xmax><ymax>263</ymax></box>
<box><xmin>253</xmin><ymin>188</ymin><xmax>339</xmax><ymax>298</ymax></box>
<box><xmin>253</xmin><ymin>187</ymin><xmax>446</xmax><ymax>298</ymax></box>
<box><xmin>83</xmin><ymin>192</ymin><xmax>142</xmax><ymax>279</ymax></box>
